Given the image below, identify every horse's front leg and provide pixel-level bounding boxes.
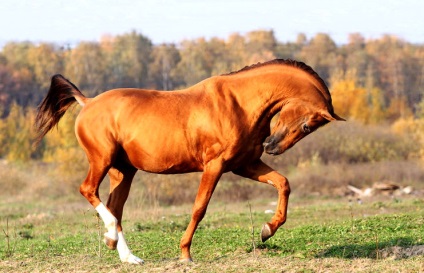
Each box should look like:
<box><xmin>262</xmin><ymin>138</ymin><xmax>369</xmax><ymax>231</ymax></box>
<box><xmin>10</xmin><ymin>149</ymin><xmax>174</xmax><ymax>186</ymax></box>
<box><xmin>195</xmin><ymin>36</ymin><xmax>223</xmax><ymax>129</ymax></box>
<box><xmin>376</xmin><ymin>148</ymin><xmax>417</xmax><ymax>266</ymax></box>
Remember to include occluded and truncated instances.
<box><xmin>233</xmin><ymin>159</ymin><xmax>290</xmax><ymax>242</ymax></box>
<box><xmin>180</xmin><ymin>159</ymin><xmax>224</xmax><ymax>262</ymax></box>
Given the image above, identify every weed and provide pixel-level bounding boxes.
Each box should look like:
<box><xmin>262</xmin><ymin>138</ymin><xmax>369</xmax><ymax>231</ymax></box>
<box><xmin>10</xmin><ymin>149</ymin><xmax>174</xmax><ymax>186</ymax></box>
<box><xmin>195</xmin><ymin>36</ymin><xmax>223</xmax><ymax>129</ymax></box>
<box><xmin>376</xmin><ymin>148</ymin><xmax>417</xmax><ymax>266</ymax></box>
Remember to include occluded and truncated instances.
<box><xmin>246</xmin><ymin>202</ymin><xmax>257</xmax><ymax>259</ymax></box>
<box><xmin>1</xmin><ymin>218</ymin><xmax>15</xmax><ymax>257</ymax></box>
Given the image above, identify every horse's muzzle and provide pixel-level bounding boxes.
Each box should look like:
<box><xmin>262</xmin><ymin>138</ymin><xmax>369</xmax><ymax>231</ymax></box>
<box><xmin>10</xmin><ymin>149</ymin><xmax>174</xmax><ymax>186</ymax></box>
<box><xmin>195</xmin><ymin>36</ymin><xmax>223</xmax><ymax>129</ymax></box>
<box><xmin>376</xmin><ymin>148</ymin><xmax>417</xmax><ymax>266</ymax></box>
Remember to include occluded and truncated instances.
<box><xmin>263</xmin><ymin>135</ymin><xmax>283</xmax><ymax>155</ymax></box>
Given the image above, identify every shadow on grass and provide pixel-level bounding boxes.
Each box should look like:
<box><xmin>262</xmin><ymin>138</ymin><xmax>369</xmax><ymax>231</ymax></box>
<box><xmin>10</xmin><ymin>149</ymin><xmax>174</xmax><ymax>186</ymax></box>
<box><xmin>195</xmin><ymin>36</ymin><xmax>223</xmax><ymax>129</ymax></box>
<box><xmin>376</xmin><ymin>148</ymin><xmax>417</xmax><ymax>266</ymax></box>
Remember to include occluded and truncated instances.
<box><xmin>245</xmin><ymin>242</ymin><xmax>284</xmax><ymax>256</ymax></box>
<box><xmin>318</xmin><ymin>237</ymin><xmax>423</xmax><ymax>259</ymax></box>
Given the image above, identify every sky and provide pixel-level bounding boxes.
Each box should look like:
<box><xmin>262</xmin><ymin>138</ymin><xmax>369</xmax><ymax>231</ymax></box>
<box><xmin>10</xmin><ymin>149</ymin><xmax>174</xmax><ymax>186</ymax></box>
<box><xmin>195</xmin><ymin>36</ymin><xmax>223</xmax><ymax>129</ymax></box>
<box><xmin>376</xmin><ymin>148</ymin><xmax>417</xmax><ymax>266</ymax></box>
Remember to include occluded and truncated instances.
<box><xmin>0</xmin><ymin>0</ymin><xmax>423</xmax><ymax>46</ymax></box>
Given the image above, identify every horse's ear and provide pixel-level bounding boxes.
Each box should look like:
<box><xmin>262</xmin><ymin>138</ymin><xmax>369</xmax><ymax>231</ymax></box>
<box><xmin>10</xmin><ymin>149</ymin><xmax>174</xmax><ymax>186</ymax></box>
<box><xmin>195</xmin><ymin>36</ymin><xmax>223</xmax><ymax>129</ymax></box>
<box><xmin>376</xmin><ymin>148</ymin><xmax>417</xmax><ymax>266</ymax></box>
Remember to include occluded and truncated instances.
<box><xmin>331</xmin><ymin>112</ymin><xmax>346</xmax><ymax>121</ymax></box>
<box><xmin>321</xmin><ymin>110</ymin><xmax>346</xmax><ymax>121</ymax></box>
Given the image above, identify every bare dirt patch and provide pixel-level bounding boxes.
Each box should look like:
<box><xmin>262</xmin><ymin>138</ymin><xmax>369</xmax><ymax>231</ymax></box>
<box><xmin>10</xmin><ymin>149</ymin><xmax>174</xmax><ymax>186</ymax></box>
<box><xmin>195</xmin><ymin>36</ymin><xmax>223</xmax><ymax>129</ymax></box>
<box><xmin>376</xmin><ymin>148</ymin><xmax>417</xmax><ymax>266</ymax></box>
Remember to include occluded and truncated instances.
<box><xmin>377</xmin><ymin>245</ymin><xmax>424</xmax><ymax>260</ymax></box>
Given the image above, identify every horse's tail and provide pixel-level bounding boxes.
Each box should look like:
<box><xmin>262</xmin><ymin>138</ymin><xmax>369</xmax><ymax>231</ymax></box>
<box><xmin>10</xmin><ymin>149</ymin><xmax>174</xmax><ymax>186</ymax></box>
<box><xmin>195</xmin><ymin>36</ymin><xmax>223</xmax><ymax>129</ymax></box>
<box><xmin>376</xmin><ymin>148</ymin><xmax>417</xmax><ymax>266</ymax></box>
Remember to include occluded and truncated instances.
<box><xmin>34</xmin><ymin>74</ymin><xmax>88</xmax><ymax>145</ymax></box>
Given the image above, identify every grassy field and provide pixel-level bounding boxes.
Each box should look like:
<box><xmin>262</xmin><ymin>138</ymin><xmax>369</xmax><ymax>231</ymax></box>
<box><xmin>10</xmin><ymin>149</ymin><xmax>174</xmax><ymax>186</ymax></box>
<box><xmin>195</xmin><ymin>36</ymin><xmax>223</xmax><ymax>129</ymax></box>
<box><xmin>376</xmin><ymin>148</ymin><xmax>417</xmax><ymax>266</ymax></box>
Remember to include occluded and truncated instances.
<box><xmin>1</xmin><ymin>193</ymin><xmax>423</xmax><ymax>273</ymax></box>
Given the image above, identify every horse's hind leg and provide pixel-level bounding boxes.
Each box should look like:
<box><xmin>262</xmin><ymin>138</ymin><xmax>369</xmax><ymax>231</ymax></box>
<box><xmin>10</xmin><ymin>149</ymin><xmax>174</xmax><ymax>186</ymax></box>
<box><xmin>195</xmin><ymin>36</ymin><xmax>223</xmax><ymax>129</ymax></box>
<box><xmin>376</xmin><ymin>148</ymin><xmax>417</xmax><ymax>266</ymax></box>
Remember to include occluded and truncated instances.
<box><xmin>233</xmin><ymin>159</ymin><xmax>290</xmax><ymax>242</ymax></box>
<box><xmin>79</xmin><ymin>160</ymin><xmax>120</xmax><ymax>248</ymax></box>
<box><xmin>106</xmin><ymin>162</ymin><xmax>143</xmax><ymax>264</ymax></box>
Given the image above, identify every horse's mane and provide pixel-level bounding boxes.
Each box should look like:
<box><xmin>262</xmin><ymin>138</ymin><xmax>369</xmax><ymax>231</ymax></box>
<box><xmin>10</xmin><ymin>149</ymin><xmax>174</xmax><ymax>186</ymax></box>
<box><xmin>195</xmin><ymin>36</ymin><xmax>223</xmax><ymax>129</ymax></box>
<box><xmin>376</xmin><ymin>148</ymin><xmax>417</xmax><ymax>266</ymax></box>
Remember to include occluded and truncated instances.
<box><xmin>223</xmin><ymin>59</ymin><xmax>331</xmax><ymax>100</ymax></box>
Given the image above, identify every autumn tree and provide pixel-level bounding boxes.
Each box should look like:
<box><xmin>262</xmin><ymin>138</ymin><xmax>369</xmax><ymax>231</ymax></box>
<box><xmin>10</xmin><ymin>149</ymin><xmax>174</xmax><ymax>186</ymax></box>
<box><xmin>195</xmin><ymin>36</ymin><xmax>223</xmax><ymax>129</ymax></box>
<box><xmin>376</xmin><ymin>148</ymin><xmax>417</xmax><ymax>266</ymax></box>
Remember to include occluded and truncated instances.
<box><xmin>1</xmin><ymin>29</ymin><xmax>424</xmax><ymax>122</ymax></box>
<box><xmin>330</xmin><ymin>71</ymin><xmax>386</xmax><ymax>124</ymax></box>
<box><xmin>64</xmin><ymin>42</ymin><xmax>105</xmax><ymax>95</ymax></box>
<box><xmin>0</xmin><ymin>103</ymin><xmax>38</xmax><ymax>161</ymax></box>
<box><xmin>1</xmin><ymin>42</ymin><xmax>37</xmax><ymax>107</ymax></box>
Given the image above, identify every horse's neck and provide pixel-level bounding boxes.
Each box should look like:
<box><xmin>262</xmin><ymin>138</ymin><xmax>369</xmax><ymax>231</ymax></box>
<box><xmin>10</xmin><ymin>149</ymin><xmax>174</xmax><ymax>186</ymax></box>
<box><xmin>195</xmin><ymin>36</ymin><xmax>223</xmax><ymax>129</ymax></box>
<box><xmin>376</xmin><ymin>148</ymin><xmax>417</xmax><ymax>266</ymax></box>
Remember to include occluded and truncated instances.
<box><xmin>224</xmin><ymin>74</ymin><xmax>289</xmax><ymax>122</ymax></box>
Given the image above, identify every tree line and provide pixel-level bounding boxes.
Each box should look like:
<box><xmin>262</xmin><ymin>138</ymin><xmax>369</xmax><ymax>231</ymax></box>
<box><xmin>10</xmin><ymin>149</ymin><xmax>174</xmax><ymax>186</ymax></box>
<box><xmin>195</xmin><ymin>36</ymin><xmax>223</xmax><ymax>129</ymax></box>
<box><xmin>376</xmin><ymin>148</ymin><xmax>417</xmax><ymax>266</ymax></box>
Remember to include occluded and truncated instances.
<box><xmin>1</xmin><ymin>30</ymin><xmax>423</xmax><ymax>119</ymax></box>
<box><xmin>2</xmin><ymin>30</ymin><xmax>424</xmax><ymax>161</ymax></box>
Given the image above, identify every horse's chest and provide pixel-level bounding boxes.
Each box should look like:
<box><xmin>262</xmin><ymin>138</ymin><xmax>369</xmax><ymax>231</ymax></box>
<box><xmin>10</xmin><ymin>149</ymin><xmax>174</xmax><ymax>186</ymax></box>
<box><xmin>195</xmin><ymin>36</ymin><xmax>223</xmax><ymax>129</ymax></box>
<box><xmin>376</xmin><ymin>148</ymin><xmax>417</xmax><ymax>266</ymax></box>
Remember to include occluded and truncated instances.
<box><xmin>225</xmin><ymin>142</ymin><xmax>264</xmax><ymax>170</ymax></box>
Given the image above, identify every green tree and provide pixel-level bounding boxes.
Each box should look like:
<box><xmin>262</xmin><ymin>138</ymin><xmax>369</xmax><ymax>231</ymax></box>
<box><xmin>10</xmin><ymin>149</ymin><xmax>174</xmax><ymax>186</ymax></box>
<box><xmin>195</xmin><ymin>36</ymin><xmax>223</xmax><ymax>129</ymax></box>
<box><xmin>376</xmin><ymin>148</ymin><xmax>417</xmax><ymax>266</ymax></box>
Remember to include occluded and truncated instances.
<box><xmin>2</xmin><ymin>42</ymin><xmax>33</xmax><ymax>70</ymax></box>
<box><xmin>244</xmin><ymin>30</ymin><xmax>277</xmax><ymax>63</ymax></box>
<box><xmin>297</xmin><ymin>33</ymin><xmax>338</xmax><ymax>83</ymax></box>
<box><xmin>275</xmin><ymin>33</ymin><xmax>306</xmax><ymax>60</ymax></box>
<box><xmin>225</xmin><ymin>33</ymin><xmax>248</xmax><ymax>71</ymax></box>
<box><xmin>175</xmin><ymin>38</ymin><xmax>211</xmax><ymax>87</ymax></box>
<box><xmin>344</xmin><ymin>33</ymin><xmax>369</xmax><ymax>87</ymax></box>
<box><xmin>27</xmin><ymin>43</ymin><xmax>64</xmax><ymax>90</ymax></box>
<box><xmin>105</xmin><ymin>31</ymin><xmax>152</xmax><ymax>88</ymax></box>
<box><xmin>64</xmin><ymin>42</ymin><xmax>105</xmax><ymax>95</ymax></box>
<box><xmin>365</xmin><ymin>36</ymin><xmax>408</xmax><ymax>112</ymax></box>
<box><xmin>149</xmin><ymin>43</ymin><xmax>181</xmax><ymax>90</ymax></box>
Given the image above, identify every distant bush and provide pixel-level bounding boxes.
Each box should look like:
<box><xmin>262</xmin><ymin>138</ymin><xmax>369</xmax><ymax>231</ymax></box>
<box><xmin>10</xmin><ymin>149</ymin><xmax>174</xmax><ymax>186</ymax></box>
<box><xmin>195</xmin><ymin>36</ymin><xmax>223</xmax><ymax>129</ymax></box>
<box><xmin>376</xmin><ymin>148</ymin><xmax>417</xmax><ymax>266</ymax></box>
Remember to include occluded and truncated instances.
<box><xmin>287</xmin><ymin>161</ymin><xmax>424</xmax><ymax>197</ymax></box>
<box><xmin>0</xmin><ymin>161</ymin><xmax>80</xmax><ymax>202</ymax></box>
<box><xmin>270</xmin><ymin>121</ymin><xmax>416</xmax><ymax>168</ymax></box>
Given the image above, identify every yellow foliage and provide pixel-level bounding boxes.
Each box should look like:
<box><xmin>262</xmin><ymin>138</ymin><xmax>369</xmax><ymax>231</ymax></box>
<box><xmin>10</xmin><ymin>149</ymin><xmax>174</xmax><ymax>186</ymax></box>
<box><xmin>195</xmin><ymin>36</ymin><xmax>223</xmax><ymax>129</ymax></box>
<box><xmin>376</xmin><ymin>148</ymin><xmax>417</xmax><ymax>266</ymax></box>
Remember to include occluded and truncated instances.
<box><xmin>0</xmin><ymin>103</ymin><xmax>38</xmax><ymax>161</ymax></box>
<box><xmin>368</xmin><ymin>87</ymin><xmax>386</xmax><ymax>123</ymax></box>
<box><xmin>0</xmin><ymin>112</ymin><xmax>5</xmax><ymax>156</ymax></box>
<box><xmin>42</xmin><ymin>109</ymin><xmax>77</xmax><ymax>161</ymax></box>
<box><xmin>392</xmin><ymin>117</ymin><xmax>424</xmax><ymax>159</ymax></box>
<box><xmin>42</xmin><ymin>107</ymin><xmax>87</xmax><ymax>174</ymax></box>
<box><xmin>386</xmin><ymin>97</ymin><xmax>413</xmax><ymax>122</ymax></box>
<box><xmin>331</xmin><ymin>79</ymin><xmax>386</xmax><ymax>124</ymax></box>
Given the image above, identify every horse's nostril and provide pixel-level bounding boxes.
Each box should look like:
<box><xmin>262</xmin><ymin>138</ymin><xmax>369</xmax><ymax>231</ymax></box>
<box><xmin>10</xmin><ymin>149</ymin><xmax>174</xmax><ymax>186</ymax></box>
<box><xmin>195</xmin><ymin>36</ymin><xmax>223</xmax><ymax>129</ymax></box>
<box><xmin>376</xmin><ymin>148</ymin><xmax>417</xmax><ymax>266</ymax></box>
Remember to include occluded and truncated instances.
<box><xmin>264</xmin><ymin>136</ymin><xmax>273</xmax><ymax>143</ymax></box>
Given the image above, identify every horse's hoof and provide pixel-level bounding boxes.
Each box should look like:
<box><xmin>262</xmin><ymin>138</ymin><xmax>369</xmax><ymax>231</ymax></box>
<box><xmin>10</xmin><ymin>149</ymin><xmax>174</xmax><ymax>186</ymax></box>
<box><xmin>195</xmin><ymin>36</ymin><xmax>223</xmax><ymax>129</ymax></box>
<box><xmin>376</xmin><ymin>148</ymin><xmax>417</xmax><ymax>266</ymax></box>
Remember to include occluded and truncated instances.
<box><xmin>179</xmin><ymin>257</ymin><xmax>193</xmax><ymax>263</ymax></box>
<box><xmin>104</xmin><ymin>235</ymin><xmax>118</xmax><ymax>250</ymax></box>
<box><xmin>122</xmin><ymin>254</ymin><xmax>144</xmax><ymax>264</ymax></box>
<box><xmin>261</xmin><ymin>223</ymin><xmax>273</xmax><ymax>242</ymax></box>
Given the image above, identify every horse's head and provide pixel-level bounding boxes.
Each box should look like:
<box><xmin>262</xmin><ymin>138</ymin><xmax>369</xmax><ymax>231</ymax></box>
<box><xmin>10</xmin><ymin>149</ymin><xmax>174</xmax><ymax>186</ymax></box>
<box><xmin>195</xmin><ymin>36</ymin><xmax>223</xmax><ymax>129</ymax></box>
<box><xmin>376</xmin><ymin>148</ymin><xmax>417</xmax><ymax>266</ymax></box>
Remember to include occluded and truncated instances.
<box><xmin>263</xmin><ymin>102</ymin><xmax>344</xmax><ymax>155</ymax></box>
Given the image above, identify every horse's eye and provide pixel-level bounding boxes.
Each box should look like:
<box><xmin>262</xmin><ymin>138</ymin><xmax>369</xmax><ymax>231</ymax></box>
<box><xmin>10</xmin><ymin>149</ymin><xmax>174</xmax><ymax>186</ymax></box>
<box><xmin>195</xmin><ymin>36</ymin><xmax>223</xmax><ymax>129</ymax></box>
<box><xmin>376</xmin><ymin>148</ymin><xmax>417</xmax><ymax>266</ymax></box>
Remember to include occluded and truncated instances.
<box><xmin>302</xmin><ymin>124</ymin><xmax>311</xmax><ymax>133</ymax></box>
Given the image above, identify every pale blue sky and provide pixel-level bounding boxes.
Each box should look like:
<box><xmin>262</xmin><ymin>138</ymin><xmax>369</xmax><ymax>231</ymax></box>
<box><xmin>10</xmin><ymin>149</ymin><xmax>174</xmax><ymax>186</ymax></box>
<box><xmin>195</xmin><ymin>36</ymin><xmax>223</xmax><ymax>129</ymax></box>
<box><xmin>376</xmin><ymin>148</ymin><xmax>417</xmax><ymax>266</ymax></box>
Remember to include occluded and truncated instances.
<box><xmin>0</xmin><ymin>0</ymin><xmax>423</xmax><ymax>46</ymax></box>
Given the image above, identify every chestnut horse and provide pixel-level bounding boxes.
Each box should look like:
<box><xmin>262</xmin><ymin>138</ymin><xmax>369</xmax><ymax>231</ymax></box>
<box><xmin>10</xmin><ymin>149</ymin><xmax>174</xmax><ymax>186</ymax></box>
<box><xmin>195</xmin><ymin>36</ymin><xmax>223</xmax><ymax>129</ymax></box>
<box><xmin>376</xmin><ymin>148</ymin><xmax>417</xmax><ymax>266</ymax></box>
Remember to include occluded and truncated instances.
<box><xmin>35</xmin><ymin>59</ymin><xmax>343</xmax><ymax>264</ymax></box>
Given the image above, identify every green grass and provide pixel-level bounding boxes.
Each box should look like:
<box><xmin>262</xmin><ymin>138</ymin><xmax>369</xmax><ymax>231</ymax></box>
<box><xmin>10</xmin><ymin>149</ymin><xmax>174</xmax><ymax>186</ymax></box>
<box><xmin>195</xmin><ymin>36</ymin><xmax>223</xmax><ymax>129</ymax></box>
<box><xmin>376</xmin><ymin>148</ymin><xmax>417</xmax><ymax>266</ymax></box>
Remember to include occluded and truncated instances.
<box><xmin>1</xmin><ymin>197</ymin><xmax>423</xmax><ymax>272</ymax></box>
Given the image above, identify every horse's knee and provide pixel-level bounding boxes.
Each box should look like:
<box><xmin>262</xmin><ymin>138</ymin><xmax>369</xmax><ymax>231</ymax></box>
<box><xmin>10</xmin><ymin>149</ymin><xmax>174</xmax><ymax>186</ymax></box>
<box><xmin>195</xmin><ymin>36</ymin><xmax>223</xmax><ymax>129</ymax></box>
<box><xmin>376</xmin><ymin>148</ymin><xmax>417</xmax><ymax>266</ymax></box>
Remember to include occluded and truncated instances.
<box><xmin>79</xmin><ymin>179</ymin><xmax>96</xmax><ymax>198</ymax></box>
<box><xmin>192</xmin><ymin>209</ymin><xmax>206</xmax><ymax>223</ymax></box>
<box><xmin>79</xmin><ymin>184</ymin><xmax>90</xmax><ymax>198</ymax></box>
<box><xmin>281</xmin><ymin>180</ymin><xmax>290</xmax><ymax>196</ymax></box>
<box><xmin>268</xmin><ymin>177</ymin><xmax>291</xmax><ymax>196</ymax></box>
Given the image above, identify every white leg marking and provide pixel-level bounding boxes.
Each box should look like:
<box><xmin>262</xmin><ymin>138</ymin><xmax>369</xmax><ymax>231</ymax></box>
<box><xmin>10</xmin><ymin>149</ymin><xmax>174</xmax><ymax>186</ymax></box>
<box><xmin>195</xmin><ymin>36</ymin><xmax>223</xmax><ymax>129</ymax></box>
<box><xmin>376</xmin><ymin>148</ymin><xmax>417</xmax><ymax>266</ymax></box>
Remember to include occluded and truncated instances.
<box><xmin>95</xmin><ymin>203</ymin><xmax>118</xmax><ymax>241</ymax></box>
<box><xmin>117</xmin><ymin>231</ymin><xmax>144</xmax><ymax>264</ymax></box>
<box><xmin>267</xmin><ymin>180</ymin><xmax>274</xmax><ymax>185</ymax></box>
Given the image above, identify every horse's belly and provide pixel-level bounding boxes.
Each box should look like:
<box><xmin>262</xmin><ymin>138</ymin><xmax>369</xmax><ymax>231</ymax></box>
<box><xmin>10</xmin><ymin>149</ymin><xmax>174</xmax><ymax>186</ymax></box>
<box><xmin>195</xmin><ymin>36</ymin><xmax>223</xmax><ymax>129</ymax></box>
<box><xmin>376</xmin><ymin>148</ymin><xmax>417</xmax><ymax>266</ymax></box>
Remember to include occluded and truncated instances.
<box><xmin>131</xmin><ymin>156</ymin><xmax>202</xmax><ymax>174</ymax></box>
<box><xmin>122</xmin><ymin>139</ymin><xmax>201</xmax><ymax>174</ymax></box>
